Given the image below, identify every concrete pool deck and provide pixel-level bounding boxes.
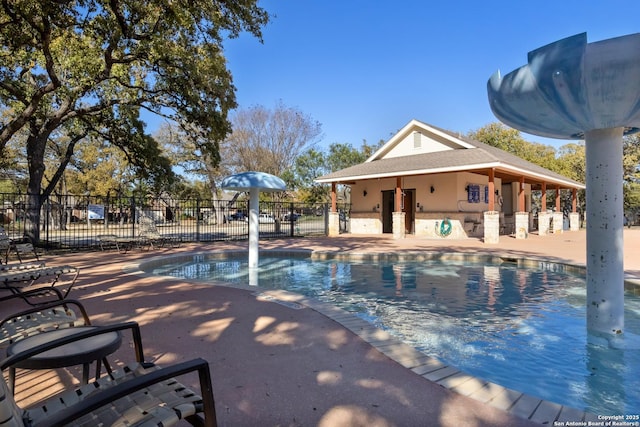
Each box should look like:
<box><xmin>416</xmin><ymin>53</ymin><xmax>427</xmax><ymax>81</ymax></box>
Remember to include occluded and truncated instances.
<box><xmin>3</xmin><ymin>228</ymin><xmax>640</xmax><ymax>426</ymax></box>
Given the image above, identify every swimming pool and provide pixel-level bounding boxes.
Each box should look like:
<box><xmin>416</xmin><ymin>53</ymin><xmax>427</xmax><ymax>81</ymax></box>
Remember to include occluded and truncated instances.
<box><xmin>145</xmin><ymin>252</ymin><xmax>640</xmax><ymax>416</ymax></box>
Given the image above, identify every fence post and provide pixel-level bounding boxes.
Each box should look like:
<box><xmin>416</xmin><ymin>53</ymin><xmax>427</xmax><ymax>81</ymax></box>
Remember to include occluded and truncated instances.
<box><xmin>130</xmin><ymin>196</ymin><xmax>136</xmax><ymax>237</ymax></box>
<box><xmin>196</xmin><ymin>198</ymin><xmax>201</xmax><ymax>242</ymax></box>
<box><xmin>289</xmin><ymin>202</ymin><xmax>294</xmax><ymax>237</ymax></box>
<box><xmin>105</xmin><ymin>193</ymin><xmax>110</xmax><ymax>230</ymax></box>
<box><xmin>44</xmin><ymin>198</ymin><xmax>50</xmax><ymax>245</ymax></box>
<box><xmin>324</xmin><ymin>203</ymin><xmax>329</xmax><ymax>235</ymax></box>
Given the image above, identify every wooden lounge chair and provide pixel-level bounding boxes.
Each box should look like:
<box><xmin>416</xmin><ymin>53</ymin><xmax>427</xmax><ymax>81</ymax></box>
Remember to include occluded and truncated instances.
<box><xmin>0</xmin><ymin>263</ymin><xmax>79</xmax><ymax>306</ymax></box>
<box><xmin>0</xmin><ymin>322</ymin><xmax>217</xmax><ymax>427</ymax></box>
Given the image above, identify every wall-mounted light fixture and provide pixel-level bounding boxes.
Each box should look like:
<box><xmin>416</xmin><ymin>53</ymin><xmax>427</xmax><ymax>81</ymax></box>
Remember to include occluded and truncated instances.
<box><xmin>363</xmin><ymin>190</ymin><xmax>368</xmax><ymax>197</ymax></box>
<box><xmin>430</xmin><ymin>185</ymin><xmax>435</xmax><ymax>193</ymax></box>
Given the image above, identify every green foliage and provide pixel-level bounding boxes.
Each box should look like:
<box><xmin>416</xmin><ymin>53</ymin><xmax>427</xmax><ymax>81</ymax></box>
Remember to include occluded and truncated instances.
<box><xmin>555</xmin><ymin>143</ymin><xmax>586</xmax><ymax>182</ymax></box>
<box><xmin>289</xmin><ymin>142</ymin><xmax>377</xmax><ymax>204</ymax></box>
<box><xmin>0</xmin><ymin>0</ymin><xmax>269</xmax><ymax>240</ymax></box>
<box><xmin>468</xmin><ymin>122</ymin><xmax>557</xmax><ymax>168</ymax></box>
<box><xmin>623</xmin><ymin>134</ymin><xmax>640</xmax><ymax>212</ymax></box>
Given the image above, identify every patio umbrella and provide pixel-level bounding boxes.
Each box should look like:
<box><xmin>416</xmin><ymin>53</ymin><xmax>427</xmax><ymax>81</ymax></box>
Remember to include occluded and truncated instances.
<box><xmin>220</xmin><ymin>172</ymin><xmax>287</xmax><ymax>282</ymax></box>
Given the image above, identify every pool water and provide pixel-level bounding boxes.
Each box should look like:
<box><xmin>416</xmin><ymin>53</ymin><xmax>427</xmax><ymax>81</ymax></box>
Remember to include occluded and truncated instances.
<box><xmin>149</xmin><ymin>255</ymin><xmax>640</xmax><ymax>416</ymax></box>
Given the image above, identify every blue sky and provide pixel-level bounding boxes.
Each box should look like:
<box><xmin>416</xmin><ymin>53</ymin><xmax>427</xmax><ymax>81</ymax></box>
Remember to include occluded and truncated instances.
<box><xmin>220</xmin><ymin>0</ymin><xmax>640</xmax><ymax>151</ymax></box>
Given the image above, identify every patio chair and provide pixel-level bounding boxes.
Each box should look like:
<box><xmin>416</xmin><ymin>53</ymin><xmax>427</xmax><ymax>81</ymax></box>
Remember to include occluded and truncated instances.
<box><xmin>0</xmin><ymin>322</ymin><xmax>217</xmax><ymax>427</ymax></box>
<box><xmin>12</xmin><ymin>241</ymin><xmax>40</xmax><ymax>263</ymax></box>
<box><xmin>0</xmin><ymin>263</ymin><xmax>79</xmax><ymax>306</ymax></box>
<box><xmin>0</xmin><ymin>299</ymin><xmax>91</xmax><ymax>351</ymax></box>
<box><xmin>97</xmin><ymin>234</ymin><xmax>150</xmax><ymax>254</ymax></box>
<box><xmin>138</xmin><ymin>217</ymin><xmax>181</xmax><ymax>249</ymax></box>
<box><xmin>0</xmin><ymin>227</ymin><xmax>12</xmax><ymax>264</ymax></box>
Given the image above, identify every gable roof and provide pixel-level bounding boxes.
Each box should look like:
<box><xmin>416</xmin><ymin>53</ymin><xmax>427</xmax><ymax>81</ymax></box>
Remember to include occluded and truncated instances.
<box><xmin>315</xmin><ymin>119</ymin><xmax>585</xmax><ymax>189</ymax></box>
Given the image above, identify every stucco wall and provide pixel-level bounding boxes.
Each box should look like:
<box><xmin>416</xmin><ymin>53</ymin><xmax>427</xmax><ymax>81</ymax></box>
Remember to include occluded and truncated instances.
<box><xmin>348</xmin><ymin>171</ymin><xmax>519</xmax><ymax>236</ymax></box>
<box><xmin>351</xmin><ymin>172</ymin><xmax>504</xmax><ymax>215</ymax></box>
<box><xmin>382</xmin><ymin>131</ymin><xmax>456</xmax><ymax>158</ymax></box>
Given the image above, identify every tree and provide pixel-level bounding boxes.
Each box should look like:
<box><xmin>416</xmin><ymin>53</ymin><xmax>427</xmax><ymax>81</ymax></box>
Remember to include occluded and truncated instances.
<box><xmin>155</xmin><ymin>122</ymin><xmax>225</xmax><ymax>200</ymax></box>
<box><xmin>623</xmin><ymin>134</ymin><xmax>640</xmax><ymax>216</ymax></box>
<box><xmin>156</xmin><ymin>121</ymin><xmax>229</xmax><ymax>223</ymax></box>
<box><xmin>224</xmin><ymin>101</ymin><xmax>323</xmax><ymax>177</ymax></box>
<box><xmin>468</xmin><ymin>122</ymin><xmax>557</xmax><ymax>168</ymax></box>
<box><xmin>555</xmin><ymin>143</ymin><xmax>586</xmax><ymax>183</ymax></box>
<box><xmin>0</xmin><ymin>1</ymin><xmax>269</xmax><ymax>242</ymax></box>
<box><xmin>289</xmin><ymin>141</ymin><xmax>383</xmax><ymax>204</ymax></box>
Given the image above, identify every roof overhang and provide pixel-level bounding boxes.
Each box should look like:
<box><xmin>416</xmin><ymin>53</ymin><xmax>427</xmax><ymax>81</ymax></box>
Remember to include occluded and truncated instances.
<box><xmin>316</xmin><ymin>162</ymin><xmax>585</xmax><ymax>190</ymax></box>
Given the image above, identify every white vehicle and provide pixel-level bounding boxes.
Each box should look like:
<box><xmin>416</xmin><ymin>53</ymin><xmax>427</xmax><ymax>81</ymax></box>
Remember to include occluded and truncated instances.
<box><xmin>258</xmin><ymin>213</ymin><xmax>275</xmax><ymax>223</ymax></box>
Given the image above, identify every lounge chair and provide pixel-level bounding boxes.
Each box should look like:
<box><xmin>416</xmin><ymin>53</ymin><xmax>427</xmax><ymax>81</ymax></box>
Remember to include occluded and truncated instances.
<box><xmin>0</xmin><ymin>299</ymin><xmax>91</xmax><ymax>350</ymax></box>
<box><xmin>0</xmin><ymin>263</ymin><xmax>79</xmax><ymax>305</ymax></box>
<box><xmin>0</xmin><ymin>227</ymin><xmax>13</xmax><ymax>264</ymax></box>
<box><xmin>138</xmin><ymin>217</ymin><xmax>182</xmax><ymax>249</ymax></box>
<box><xmin>12</xmin><ymin>241</ymin><xmax>40</xmax><ymax>263</ymax></box>
<box><xmin>0</xmin><ymin>322</ymin><xmax>217</xmax><ymax>427</ymax></box>
<box><xmin>97</xmin><ymin>234</ymin><xmax>150</xmax><ymax>253</ymax></box>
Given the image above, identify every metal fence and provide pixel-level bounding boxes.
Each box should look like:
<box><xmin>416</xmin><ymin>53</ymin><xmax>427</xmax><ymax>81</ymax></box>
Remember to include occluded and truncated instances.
<box><xmin>0</xmin><ymin>193</ymin><xmax>350</xmax><ymax>251</ymax></box>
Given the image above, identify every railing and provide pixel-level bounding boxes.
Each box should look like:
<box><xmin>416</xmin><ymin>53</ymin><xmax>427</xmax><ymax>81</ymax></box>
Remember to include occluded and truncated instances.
<box><xmin>0</xmin><ymin>193</ymin><xmax>351</xmax><ymax>250</ymax></box>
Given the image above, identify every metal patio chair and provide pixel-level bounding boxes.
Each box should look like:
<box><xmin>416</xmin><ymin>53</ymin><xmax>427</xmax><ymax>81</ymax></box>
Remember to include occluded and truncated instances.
<box><xmin>0</xmin><ymin>299</ymin><xmax>91</xmax><ymax>351</ymax></box>
<box><xmin>0</xmin><ymin>263</ymin><xmax>79</xmax><ymax>306</ymax></box>
<box><xmin>0</xmin><ymin>322</ymin><xmax>217</xmax><ymax>427</ymax></box>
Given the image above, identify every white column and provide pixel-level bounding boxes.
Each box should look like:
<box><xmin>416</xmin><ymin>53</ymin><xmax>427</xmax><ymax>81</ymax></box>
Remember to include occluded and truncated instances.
<box><xmin>569</xmin><ymin>212</ymin><xmax>580</xmax><ymax>231</ymax></box>
<box><xmin>392</xmin><ymin>212</ymin><xmax>405</xmax><ymax>239</ymax></box>
<box><xmin>585</xmin><ymin>128</ymin><xmax>625</xmax><ymax>336</ymax></box>
<box><xmin>483</xmin><ymin>211</ymin><xmax>500</xmax><ymax>244</ymax></box>
<box><xmin>515</xmin><ymin>212</ymin><xmax>529</xmax><ymax>239</ymax></box>
<box><xmin>248</xmin><ymin>188</ymin><xmax>259</xmax><ymax>270</ymax></box>
<box><xmin>328</xmin><ymin>211</ymin><xmax>340</xmax><ymax>236</ymax></box>
<box><xmin>538</xmin><ymin>211</ymin><xmax>551</xmax><ymax>235</ymax></box>
<box><xmin>552</xmin><ymin>212</ymin><xmax>564</xmax><ymax>234</ymax></box>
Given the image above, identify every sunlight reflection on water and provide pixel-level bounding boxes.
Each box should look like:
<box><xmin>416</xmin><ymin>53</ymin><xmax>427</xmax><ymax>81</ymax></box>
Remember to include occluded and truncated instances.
<box><xmin>149</xmin><ymin>255</ymin><xmax>640</xmax><ymax>415</ymax></box>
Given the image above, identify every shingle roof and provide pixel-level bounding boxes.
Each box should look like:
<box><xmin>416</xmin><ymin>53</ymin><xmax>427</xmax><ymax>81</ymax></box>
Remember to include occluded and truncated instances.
<box><xmin>315</xmin><ymin>120</ymin><xmax>585</xmax><ymax>189</ymax></box>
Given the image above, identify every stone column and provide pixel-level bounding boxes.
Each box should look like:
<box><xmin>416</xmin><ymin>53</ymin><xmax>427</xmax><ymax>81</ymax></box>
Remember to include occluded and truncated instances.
<box><xmin>552</xmin><ymin>212</ymin><xmax>564</xmax><ymax>234</ymax></box>
<box><xmin>483</xmin><ymin>211</ymin><xmax>500</xmax><ymax>244</ymax></box>
<box><xmin>569</xmin><ymin>212</ymin><xmax>580</xmax><ymax>231</ymax></box>
<box><xmin>538</xmin><ymin>211</ymin><xmax>551</xmax><ymax>236</ymax></box>
<box><xmin>392</xmin><ymin>212</ymin><xmax>405</xmax><ymax>239</ymax></box>
<box><xmin>328</xmin><ymin>211</ymin><xmax>340</xmax><ymax>236</ymax></box>
<box><xmin>515</xmin><ymin>212</ymin><xmax>529</xmax><ymax>239</ymax></box>
<box><xmin>586</xmin><ymin>128</ymin><xmax>624</xmax><ymax>336</ymax></box>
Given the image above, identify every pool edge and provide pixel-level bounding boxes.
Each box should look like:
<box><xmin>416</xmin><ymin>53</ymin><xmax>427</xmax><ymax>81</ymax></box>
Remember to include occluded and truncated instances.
<box><xmin>127</xmin><ymin>249</ymin><xmax>606</xmax><ymax>425</ymax></box>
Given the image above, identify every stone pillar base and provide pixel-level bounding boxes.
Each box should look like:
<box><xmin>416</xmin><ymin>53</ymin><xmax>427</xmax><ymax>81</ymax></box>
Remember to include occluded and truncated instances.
<box><xmin>515</xmin><ymin>212</ymin><xmax>529</xmax><ymax>239</ymax></box>
<box><xmin>552</xmin><ymin>212</ymin><xmax>564</xmax><ymax>234</ymax></box>
<box><xmin>392</xmin><ymin>212</ymin><xmax>405</xmax><ymax>239</ymax></box>
<box><xmin>569</xmin><ymin>212</ymin><xmax>580</xmax><ymax>231</ymax></box>
<box><xmin>328</xmin><ymin>212</ymin><xmax>340</xmax><ymax>237</ymax></box>
<box><xmin>538</xmin><ymin>212</ymin><xmax>551</xmax><ymax>235</ymax></box>
<box><xmin>483</xmin><ymin>211</ymin><xmax>500</xmax><ymax>244</ymax></box>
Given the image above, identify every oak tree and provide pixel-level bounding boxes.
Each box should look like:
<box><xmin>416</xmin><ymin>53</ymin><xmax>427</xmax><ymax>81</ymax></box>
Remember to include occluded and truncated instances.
<box><xmin>0</xmin><ymin>0</ymin><xmax>269</xmax><ymax>241</ymax></box>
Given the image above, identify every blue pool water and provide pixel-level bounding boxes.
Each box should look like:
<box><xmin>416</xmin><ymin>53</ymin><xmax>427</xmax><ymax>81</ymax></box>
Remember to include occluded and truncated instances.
<box><xmin>148</xmin><ymin>254</ymin><xmax>640</xmax><ymax>416</ymax></box>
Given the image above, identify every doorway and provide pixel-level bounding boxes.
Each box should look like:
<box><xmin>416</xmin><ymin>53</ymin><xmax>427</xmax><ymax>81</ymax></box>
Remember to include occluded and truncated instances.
<box><xmin>381</xmin><ymin>189</ymin><xmax>415</xmax><ymax>234</ymax></box>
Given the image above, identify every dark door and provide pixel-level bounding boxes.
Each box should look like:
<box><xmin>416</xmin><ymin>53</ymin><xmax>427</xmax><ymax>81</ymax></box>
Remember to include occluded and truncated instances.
<box><xmin>382</xmin><ymin>190</ymin><xmax>394</xmax><ymax>233</ymax></box>
<box><xmin>403</xmin><ymin>190</ymin><xmax>414</xmax><ymax>234</ymax></box>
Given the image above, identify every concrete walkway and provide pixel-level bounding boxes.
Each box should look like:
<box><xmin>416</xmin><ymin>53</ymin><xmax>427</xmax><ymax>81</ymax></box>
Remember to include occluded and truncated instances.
<box><xmin>3</xmin><ymin>229</ymin><xmax>639</xmax><ymax>426</ymax></box>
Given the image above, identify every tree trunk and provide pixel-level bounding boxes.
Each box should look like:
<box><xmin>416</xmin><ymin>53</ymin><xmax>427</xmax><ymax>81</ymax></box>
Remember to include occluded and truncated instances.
<box><xmin>25</xmin><ymin>131</ymin><xmax>48</xmax><ymax>243</ymax></box>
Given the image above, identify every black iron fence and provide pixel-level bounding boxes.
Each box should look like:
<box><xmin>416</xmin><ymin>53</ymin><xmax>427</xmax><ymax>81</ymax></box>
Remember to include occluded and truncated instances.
<box><xmin>0</xmin><ymin>193</ymin><xmax>351</xmax><ymax>251</ymax></box>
